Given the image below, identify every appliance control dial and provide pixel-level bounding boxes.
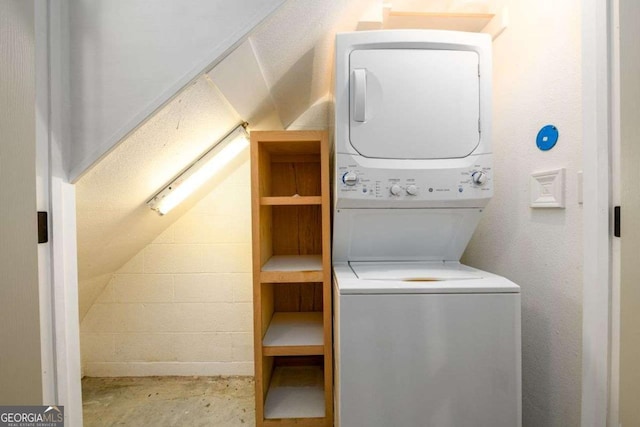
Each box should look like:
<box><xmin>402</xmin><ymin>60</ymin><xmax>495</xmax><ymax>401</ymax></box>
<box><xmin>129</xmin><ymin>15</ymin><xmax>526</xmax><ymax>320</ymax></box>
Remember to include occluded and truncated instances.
<box><xmin>343</xmin><ymin>171</ymin><xmax>358</xmax><ymax>186</ymax></box>
<box><xmin>406</xmin><ymin>184</ymin><xmax>418</xmax><ymax>195</ymax></box>
<box><xmin>471</xmin><ymin>171</ymin><xmax>488</xmax><ymax>185</ymax></box>
<box><xmin>390</xmin><ymin>184</ymin><xmax>402</xmax><ymax>196</ymax></box>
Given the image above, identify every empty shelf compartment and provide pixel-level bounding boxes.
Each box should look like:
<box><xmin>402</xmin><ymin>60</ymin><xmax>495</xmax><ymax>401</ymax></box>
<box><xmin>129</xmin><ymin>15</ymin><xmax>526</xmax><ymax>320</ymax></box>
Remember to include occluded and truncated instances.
<box><xmin>263</xmin><ymin>312</ymin><xmax>324</xmax><ymax>356</ymax></box>
<box><xmin>264</xmin><ymin>365</ymin><xmax>325</xmax><ymax>419</ymax></box>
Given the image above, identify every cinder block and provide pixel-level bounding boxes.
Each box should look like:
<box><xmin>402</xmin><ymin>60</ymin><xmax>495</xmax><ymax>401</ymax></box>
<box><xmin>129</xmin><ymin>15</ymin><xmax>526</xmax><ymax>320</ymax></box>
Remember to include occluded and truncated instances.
<box><xmin>173</xmin><ymin>303</ymin><xmax>240</xmax><ymax>332</ymax></box>
<box><xmin>170</xmin><ymin>213</ymin><xmax>249</xmax><ymax>245</ymax></box>
<box><xmin>173</xmin><ymin>274</ymin><xmax>234</xmax><ymax>302</ymax></box>
<box><xmin>80</xmin><ymin>333</ymin><xmax>116</xmax><ymax>363</ymax></box>
<box><xmin>80</xmin><ymin>304</ymin><xmax>119</xmax><ymax>333</ymax></box>
<box><xmin>151</xmin><ymin>226</ymin><xmax>175</xmax><ymax>244</ymax></box>
<box><xmin>111</xmin><ymin>274</ymin><xmax>173</xmax><ymax>303</ymax></box>
<box><xmin>95</xmin><ymin>281</ymin><xmax>116</xmax><ymax>303</ymax></box>
<box><xmin>84</xmin><ymin>361</ymin><xmax>254</xmax><ymax>377</ymax></box>
<box><xmin>114</xmin><ymin>333</ymin><xmax>176</xmax><ymax>362</ymax></box>
<box><xmin>192</xmin><ymin>185</ymin><xmax>251</xmax><ymax>216</ymax></box>
<box><xmin>118</xmin><ymin>251</ymin><xmax>144</xmax><ymax>273</ymax></box>
<box><xmin>82</xmin><ymin>303</ymin><xmax>176</xmax><ymax>333</ymax></box>
<box><xmin>171</xmin><ymin>215</ymin><xmax>220</xmax><ymax>244</ymax></box>
<box><xmin>174</xmin><ymin>333</ymin><xmax>233</xmax><ymax>362</ymax></box>
<box><xmin>231</xmin><ymin>332</ymin><xmax>254</xmax><ymax>362</ymax></box>
<box><xmin>226</xmin><ymin>302</ymin><xmax>253</xmax><ymax>332</ymax></box>
<box><xmin>143</xmin><ymin>244</ymin><xmax>205</xmax><ymax>273</ymax></box>
<box><xmin>210</xmin><ymin>215</ymin><xmax>251</xmax><ymax>243</ymax></box>
<box><xmin>202</xmin><ymin>244</ymin><xmax>251</xmax><ymax>273</ymax></box>
<box><xmin>231</xmin><ymin>273</ymin><xmax>253</xmax><ymax>302</ymax></box>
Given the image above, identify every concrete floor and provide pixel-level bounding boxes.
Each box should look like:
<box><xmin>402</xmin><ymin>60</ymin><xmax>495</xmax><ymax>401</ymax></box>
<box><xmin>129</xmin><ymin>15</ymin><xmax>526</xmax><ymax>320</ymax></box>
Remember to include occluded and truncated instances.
<box><xmin>82</xmin><ymin>376</ymin><xmax>255</xmax><ymax>426</ymax></box>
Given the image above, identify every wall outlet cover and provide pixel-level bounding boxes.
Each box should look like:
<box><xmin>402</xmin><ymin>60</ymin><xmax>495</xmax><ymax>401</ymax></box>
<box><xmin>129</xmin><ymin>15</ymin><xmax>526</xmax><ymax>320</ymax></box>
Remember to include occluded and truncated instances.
<box><xmin>530</xmin><ymin>168</ymin><xmax>565</xmax><ymax>208</ymax></box>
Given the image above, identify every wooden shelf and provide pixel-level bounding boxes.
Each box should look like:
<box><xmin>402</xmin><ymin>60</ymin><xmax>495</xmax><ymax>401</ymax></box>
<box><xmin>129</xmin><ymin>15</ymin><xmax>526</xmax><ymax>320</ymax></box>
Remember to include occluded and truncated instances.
<box><xmin>356</xmin><ymin>6</ymin><xmax>509</xmax><ymax>40</ymax></box>
<box><xmin>260</xmin><ymin>255</ymin><xmax>324</xmax><ymax>283</ymax></box>
<box><xmin>262</xmin><ymin>255</ymin><xmax>322</xmax><ymax>271</ymax></box>
<box><xmin>251</xmin><ymin>130</ymin><xmax>332</xmax><ymax>427</ymax></box>
<box><xmin>263</xmin><ymin>312</ymin><xmax>324</xmax><ymax>356</ymax></box>
<box><xmin>264</xmin><ymin>366</ymin><xmax>325</xmax><ymax>420</ymax></box>
<box><xmin>386</xmin><ymin>11</ymin><xmax>494</xmax><ymax>32</ymax></box>
<box><xmin>261</xmin><ymin>196</ymin><xmax>322</xmax><ymax>206</ymax></box>
<box><xmin>263</xmin><ymin>419</ymin><xmax>327</xmax><ymax>427</ymax></box>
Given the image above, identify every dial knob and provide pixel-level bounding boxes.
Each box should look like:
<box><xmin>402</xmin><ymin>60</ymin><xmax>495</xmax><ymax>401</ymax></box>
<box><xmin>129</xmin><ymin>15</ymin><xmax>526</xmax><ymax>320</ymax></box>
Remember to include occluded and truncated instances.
<box><xmin>343</xmin><ymin>171</ymin><xmax>358</xmax><ymax>186</ymax></box>
<box><xmin>390</xmin><ymin>184</ymin><xmax>402</xmax><ymax>196</ymax></box>
<box><xmin>406</xmin><ymin>184</ymin><xmax>418</xmax><ymax>196</ymax></box>
<box><xmin>471</xmin><ymin>171</ymin><xmax>488</xmax><ymax>185</ymax></box>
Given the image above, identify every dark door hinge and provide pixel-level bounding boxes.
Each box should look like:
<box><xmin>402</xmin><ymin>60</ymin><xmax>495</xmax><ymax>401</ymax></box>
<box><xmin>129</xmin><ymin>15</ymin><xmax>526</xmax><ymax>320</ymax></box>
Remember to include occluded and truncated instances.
<box><xmin>38</xmin><ymin>211</ymin><xmax>48</xmax><ymax>243</ymax></box>
<box><xmin>614</xmin><ymin>206</ymin><xmax>621</xmax><ymax>238</ymax></box>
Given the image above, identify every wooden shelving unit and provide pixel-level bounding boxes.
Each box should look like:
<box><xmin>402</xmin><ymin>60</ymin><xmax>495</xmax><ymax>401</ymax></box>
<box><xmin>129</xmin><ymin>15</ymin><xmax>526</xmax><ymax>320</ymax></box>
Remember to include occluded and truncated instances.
<box><xmin>250</xmin><ymin>131</ymin><xmax>332</xmax><ymax>427</ymax></box>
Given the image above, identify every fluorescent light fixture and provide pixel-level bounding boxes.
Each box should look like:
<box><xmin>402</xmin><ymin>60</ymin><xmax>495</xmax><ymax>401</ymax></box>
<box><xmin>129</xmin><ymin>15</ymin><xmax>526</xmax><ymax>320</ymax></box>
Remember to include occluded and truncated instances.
<box><xmin>147</xmin><ymin>123</ymin><xmax>249</xmax><ymax>215</ymax></box>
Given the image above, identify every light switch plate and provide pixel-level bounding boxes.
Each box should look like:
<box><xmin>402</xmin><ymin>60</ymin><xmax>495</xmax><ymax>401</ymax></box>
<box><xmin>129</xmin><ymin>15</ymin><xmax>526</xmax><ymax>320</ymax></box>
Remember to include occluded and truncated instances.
<box><xmin>530</xmin><ymin>168</ymin><xmax>565</xmax><ymax>208</ymax></box>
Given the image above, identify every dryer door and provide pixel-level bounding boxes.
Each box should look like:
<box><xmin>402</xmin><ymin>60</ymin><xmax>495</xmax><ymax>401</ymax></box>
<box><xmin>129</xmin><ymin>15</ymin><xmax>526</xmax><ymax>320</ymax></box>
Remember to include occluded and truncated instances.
<box><xmin>349</xmin><ymin>49</ymin><xmax>480</xmax><ymax>159</ymax></box>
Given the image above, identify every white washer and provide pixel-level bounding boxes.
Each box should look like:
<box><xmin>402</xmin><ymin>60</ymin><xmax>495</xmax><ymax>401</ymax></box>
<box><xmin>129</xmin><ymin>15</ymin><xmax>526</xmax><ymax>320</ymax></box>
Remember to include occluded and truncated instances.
<box><xmin>332</xmin><ymin>30</ymin><xmax>522</xmax><ymax>427</ymax></box>
<box><xmin>333</xmin><ymin>262</ymin><xmax>521</xmax><ymax>427</ymax></box>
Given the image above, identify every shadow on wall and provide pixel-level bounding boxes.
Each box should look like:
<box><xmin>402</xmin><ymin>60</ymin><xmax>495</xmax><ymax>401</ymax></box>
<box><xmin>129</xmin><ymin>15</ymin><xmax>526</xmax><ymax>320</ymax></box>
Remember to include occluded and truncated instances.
<box><xmin>269</xmin><ymin>47</ymin><xmax>316</xmax><ymax>127</ymax></box>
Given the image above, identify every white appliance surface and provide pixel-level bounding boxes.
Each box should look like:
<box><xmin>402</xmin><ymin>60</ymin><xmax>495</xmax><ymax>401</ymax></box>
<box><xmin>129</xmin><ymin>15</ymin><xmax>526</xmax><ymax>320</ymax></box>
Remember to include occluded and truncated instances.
<box><xmin>333</xmin><ymin>272</ymin><xmax>522</xmax><ymax>427</ymax></box>
<box><xmin>331</xmin><ymin>30</ymin><xmax>521</xmax><ymax>427</ymax></box>
<box><xmin>332</xmin><ymin>208</ymin><xmax>484</xmax><ymax>263</ymax></box>
<box><xmin>334</xmin><ymin>262</ymin><xmax>520</xmax><ymax>294</ymax></box>
<box><xmin>349</xmin><ymin>49</ymin><xmax>480</xmax><ymax>159</ymax></box>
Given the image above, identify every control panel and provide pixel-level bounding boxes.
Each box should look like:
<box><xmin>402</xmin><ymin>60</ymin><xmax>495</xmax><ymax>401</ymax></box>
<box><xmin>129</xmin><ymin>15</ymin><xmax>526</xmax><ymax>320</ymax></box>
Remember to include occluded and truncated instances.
<box><xmin>335</xmin><ymin>153</ymin><xmax>493</xmax><ymax>206</ymax></box>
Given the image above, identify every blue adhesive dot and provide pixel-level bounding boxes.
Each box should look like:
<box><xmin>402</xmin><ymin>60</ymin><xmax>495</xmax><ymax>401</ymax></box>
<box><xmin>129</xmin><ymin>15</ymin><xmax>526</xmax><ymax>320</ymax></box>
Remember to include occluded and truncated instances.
<box><xmin>459</xmin><ymin>188</ymin><xmax>464</xmax><ymax>193</ymax></box>
<box><xmin>536</xmin><ymin>125</ymin><xmax>559</xmax><ymax>151</ymax></box>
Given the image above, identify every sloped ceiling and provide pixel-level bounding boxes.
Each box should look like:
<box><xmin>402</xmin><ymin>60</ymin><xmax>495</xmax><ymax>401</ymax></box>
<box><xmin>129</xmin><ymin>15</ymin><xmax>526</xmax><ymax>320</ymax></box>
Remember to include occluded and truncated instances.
<box><xmin>66</xmin><ymin>0</ymin><xmax>286</xmax><ymax>182</ymax></box>
<box><xmin>76</xmin><ymin>0</ymin><xmax>380</xmax><ymax>319</ymax></box>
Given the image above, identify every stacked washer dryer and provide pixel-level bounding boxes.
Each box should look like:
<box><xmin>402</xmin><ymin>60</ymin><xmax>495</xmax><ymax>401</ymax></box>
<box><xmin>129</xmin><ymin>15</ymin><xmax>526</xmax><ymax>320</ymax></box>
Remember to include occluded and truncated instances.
<box><xmin>332</xmin><ymin>30</ymin><xmax>522</xmax><ymax>427</ymax></box>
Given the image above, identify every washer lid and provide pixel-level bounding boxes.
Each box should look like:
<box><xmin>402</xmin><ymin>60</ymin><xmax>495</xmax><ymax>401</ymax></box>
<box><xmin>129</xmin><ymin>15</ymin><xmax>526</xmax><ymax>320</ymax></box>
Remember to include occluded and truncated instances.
<box><xmin>333</xmin><ymin>262</ymin><xmax>521</xmax><ymax>294</ymax></box>
<box><xmin>350</xmin><ymin>261</ymin><xmax>483</xmax><ymax>281</ymax></box>
<box><xmin>349</xmin><ymin>49</ymin><xmax>480</xmax><ymax>159</ymax></box>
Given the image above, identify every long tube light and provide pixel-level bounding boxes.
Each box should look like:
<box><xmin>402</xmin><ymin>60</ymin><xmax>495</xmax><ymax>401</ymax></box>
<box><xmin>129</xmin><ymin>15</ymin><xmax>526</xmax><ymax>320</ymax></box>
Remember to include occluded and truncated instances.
<box><xmin>147</xmin><ymin>122</ymin><xmax>249</xmax><ymax>215</ymax></box>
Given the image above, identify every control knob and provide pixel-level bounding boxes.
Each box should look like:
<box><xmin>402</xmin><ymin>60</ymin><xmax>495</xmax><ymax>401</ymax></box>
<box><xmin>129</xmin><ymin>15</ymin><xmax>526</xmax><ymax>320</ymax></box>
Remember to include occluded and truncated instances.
<box><xmin>390</xmin><ymin>184</ymin><xmax>402</xmax><ymax>196</ymax></box>
<box><xmin>471</xmin><ymin>171</ymin><xmax>488</xmax><ymax>185</ymax></box>
<box><xmin>343</xmin><ymin>171</ymin><xmax>358</xmax><ymax>186</ymax></box>
<box><xmin>406</xmin><ymin>184</ymin><xmax>418</xmax><ymax>196</ymax></box>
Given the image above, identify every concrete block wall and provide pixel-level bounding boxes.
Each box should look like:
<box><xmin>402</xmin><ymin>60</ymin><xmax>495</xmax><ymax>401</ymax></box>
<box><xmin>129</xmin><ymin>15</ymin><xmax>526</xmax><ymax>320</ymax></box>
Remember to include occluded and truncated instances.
<box><xmin>80</xmin><ymin>155</ymin><xmax>253</xmax><ymax>377</ymax></box>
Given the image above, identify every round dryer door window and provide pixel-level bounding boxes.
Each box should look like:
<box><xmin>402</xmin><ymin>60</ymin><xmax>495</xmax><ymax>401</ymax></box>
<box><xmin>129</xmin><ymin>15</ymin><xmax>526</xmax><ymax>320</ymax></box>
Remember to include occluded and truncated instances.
<box><xmin>349</xmin><ymin>49</ymin><xmax>481</xmax><ymax>159</ymax></box>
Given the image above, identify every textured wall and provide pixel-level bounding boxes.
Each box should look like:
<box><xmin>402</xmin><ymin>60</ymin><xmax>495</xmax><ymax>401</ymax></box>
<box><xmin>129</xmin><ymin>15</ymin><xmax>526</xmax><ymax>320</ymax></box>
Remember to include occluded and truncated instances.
<box><xmin>81</xmin><ymin>157</ymin><xmax>253</xmax><ymax>376</ymax></box>
<box><xmin>462</xmin><ymin>0</ymin><xmax>583</xmax><ymax>425</ymax></box>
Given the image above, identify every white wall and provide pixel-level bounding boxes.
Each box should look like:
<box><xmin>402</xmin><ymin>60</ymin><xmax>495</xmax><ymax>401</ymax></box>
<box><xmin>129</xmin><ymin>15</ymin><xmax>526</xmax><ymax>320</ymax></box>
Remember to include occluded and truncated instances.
<box><xmin>65</xmin><ymin>0</ymin><xmax>285</xmax><ymax>181</ymax></box>
<box><xmin>80</xmin><ymin>157</ymin><xmax>253</xmax><ymax>376</ymax></box>
<box><xmin>462</xmin><ymin>0</ymin><xmax>583</xmax><ymax>425</ymax></box>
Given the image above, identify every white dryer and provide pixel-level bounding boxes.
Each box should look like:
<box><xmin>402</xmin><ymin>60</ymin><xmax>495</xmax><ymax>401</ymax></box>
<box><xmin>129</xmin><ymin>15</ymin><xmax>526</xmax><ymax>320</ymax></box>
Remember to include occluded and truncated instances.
<box><xmin>332</xmin><ymin>30</ymin><xmax>522</xmax><ymax>427</ymax></box>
